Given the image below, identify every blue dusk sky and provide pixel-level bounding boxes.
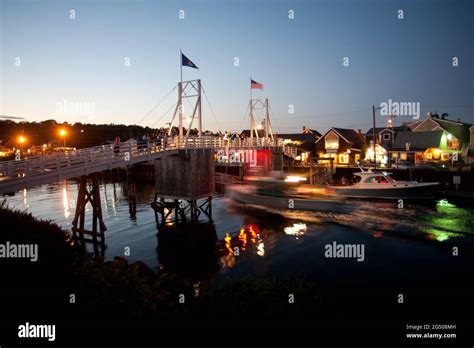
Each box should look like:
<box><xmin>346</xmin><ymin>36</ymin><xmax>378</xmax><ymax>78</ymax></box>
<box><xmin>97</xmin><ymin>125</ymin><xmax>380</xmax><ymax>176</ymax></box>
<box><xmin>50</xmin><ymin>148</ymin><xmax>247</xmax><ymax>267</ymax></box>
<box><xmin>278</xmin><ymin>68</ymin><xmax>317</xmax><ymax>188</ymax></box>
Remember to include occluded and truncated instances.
<box><xmin>0</xmin><ymin>0</ymin><xmax>473</xmax><ymax>134</ymax></box>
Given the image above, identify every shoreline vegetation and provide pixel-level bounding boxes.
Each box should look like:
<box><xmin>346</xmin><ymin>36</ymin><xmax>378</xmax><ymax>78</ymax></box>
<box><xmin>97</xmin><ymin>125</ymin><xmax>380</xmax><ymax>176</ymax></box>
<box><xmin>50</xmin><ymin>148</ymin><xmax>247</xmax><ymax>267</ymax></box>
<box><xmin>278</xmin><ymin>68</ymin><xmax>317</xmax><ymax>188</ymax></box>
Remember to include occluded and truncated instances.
<box><xmin>0</xmin><ymin>202</ymin><xmax>320</xmax><ymax>321</ymax></box>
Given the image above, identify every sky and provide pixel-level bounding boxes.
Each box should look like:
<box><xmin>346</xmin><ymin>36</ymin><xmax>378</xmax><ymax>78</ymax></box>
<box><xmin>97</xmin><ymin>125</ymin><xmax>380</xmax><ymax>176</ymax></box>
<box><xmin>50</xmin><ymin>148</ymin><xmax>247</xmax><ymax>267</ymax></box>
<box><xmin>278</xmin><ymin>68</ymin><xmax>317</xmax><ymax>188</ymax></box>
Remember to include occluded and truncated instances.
<box><xmin>0</xmin><ymin>0</ymin><xmax>473</xmax><ymax>134</ymax></box>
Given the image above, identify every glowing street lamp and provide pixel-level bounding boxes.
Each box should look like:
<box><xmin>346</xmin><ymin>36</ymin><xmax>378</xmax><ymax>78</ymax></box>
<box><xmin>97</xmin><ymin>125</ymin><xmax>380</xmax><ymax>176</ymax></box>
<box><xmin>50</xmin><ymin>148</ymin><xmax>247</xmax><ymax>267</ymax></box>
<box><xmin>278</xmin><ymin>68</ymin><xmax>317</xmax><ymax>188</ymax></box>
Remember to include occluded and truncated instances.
<box><xmin>18</xmin><ymin>135</ymin><xmax>26</xmax><ymax>144</ymax></box>
<box><xmin>59</xmin><ymin>128</ymin><xmax>67</xmax><ymax>147</ymax></box>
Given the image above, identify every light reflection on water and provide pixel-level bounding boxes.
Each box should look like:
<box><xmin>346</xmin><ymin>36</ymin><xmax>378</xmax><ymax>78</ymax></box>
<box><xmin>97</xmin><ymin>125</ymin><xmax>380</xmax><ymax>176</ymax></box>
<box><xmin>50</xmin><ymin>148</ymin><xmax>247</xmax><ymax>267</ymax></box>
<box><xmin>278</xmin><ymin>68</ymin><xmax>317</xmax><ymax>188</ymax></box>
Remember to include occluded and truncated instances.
<box><xmin>4</xmin><ymin>179</ymin><xmax>474</xmax><ymax>276</ymax></box>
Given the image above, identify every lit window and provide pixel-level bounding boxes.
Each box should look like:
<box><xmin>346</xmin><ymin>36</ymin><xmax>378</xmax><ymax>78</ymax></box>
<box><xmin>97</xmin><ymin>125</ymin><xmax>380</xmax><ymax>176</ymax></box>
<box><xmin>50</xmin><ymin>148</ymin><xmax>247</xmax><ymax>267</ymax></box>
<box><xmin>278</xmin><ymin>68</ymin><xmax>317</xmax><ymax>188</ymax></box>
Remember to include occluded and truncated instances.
<box><xmin>447</xmin><ymin>138</ymin><xmax>460</xmax><ymax>150</ymax></box>
<box><xmin>325</xmin><ymin>132</ymin><xmax>339</xmax><ymax>150</ymax></box>
<box><xmin>338</xmin><ymin>153</ymin><xmax>349</xmax><ymax>164</ymax></box>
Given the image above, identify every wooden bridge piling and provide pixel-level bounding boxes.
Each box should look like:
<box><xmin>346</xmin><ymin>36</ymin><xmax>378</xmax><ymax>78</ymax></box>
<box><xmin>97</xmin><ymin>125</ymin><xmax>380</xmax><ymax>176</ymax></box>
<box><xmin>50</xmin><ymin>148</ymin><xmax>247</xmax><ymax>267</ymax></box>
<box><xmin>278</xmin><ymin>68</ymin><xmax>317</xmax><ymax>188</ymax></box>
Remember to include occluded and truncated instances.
<box><xmin>71</xmin><ymin>175</ymin><xmax>107</xmax><ymax>249</ymax></box>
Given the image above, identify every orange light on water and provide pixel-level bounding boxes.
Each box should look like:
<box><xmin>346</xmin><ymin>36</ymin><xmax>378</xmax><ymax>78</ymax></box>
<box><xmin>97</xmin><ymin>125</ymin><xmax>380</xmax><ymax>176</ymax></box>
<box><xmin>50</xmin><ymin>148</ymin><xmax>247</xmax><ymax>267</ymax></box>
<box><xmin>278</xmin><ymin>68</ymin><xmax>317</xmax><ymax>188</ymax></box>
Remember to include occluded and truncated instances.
<box><xmin>225</xmin><ymin>232</ymin><xmax>233</xmax><ymax>254</ymax></box>
<box><xmin>238</xmin><ymin>228</ymin><xmax>247</xmax><ymax>250</ymax></box>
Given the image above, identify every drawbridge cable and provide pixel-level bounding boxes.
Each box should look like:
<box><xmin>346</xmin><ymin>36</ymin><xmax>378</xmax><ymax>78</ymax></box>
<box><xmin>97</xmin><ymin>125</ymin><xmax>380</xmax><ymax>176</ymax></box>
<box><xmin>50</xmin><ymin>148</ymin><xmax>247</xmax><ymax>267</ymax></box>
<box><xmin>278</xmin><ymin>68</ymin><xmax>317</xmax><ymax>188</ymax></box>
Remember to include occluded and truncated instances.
<box><xmin>137</xmin><ymin>84</ymin><xmax>178</xmax><ymax>126</ymax></box>
<box><xmin>151</xmin><ymin>101</ymin><xmax>178</xmax><ymax>128</ymax></box>
<box><xmin>201</xmin><ymin>85</ymin><xmax>222</xmax><ymax>133</ymax></box>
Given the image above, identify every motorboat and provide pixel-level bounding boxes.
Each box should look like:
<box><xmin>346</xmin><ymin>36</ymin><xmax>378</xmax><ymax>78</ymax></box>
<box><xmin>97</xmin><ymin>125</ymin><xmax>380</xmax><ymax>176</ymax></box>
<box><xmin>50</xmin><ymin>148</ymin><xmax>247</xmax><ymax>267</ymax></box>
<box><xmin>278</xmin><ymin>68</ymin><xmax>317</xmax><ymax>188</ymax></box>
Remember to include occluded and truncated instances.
<box><xmin>227</xmin><ymin>173</ymin><xmax>351</xmax><ymax>213</ymax></box>
<box><xmin>330</xmin><ymin>169</ymin><xmax>441</xmax><ymax>200</ymax></box>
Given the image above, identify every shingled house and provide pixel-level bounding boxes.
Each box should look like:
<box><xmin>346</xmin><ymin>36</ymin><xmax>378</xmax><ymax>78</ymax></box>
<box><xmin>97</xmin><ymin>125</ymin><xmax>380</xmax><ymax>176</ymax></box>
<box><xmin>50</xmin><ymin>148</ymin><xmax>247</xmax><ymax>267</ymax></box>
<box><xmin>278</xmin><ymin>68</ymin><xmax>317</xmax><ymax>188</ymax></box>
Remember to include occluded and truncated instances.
<box><xmin>315</xmin><ymin>128</ymin><xmax>365</xmax><ymax>166</ymax></box>
<box><xmin>391</xmin><ymin>114</ymin><xmax>472</xmax><ymax>163</ymax></box>
<box><xmin>389</xmin><ymin>129</ymin><xmax>467</xmax><ymax>164</ymax></box>
<box><xmin>365</xmin><ymin>125</ymin><xmax>410</xmax><ymax>166</ymax></box>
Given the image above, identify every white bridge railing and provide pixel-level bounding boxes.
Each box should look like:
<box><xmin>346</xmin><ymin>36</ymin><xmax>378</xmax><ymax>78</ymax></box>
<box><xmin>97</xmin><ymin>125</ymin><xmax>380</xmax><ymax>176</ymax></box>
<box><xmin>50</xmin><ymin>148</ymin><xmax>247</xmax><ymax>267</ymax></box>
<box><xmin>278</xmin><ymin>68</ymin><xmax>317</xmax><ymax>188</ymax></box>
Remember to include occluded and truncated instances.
<box><xmin>0</xmin><ymin>136</ymin><xmax>295</xmax><ymax>194</ymax></box>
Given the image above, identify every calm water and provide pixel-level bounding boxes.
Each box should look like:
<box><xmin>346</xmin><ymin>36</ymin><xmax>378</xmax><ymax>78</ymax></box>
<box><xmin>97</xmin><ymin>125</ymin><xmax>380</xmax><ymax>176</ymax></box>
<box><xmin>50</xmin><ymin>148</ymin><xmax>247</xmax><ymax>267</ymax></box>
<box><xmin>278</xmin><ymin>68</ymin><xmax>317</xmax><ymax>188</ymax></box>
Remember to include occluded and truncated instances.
<box><xmin>4</xmin><ymin>179</ymin><xmax>474</xmax><ymax>288</ymax></box>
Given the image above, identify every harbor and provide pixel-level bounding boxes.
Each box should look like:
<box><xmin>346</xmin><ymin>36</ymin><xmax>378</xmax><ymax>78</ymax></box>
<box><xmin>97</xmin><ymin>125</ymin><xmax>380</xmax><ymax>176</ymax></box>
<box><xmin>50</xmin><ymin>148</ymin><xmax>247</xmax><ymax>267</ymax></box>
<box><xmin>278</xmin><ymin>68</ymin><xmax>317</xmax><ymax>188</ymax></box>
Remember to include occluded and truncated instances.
<box><xmin>1</xmin><ymin>0</ymin><xmax>473</xmax><ymax>345</ymax></box>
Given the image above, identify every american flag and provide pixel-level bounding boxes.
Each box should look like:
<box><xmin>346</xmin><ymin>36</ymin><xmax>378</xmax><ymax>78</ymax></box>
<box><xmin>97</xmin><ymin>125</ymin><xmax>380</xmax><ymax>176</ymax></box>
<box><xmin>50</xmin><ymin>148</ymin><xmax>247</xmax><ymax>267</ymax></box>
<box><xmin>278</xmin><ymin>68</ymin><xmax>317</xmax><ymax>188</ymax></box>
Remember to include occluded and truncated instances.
<box><xmin>251</xmin><ymin>79</ymin><xmax>263</xmax><ymax>90</ymax></box>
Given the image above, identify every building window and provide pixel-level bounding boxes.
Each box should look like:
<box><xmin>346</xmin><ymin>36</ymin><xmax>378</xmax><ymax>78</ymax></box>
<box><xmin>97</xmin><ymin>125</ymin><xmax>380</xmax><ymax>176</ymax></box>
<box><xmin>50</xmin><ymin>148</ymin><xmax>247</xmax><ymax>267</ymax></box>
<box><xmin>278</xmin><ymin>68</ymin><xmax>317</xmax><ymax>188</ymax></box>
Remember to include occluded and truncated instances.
<box><xmin>441</xmin><ymin>153</ymin><xmax>449</xmax><ymax>161</ymax></box>
<box><xmin>391</xmin><ymin>152</ymin><xmax>398</xmax><ymax>159</ymax></box>
<box><xmin>447</xmin><ymin>138</ymin><xmax>460</xmax><ymax>150</ymax></box>
<box><xmin>338</xmin><ymin>153</ymin><xmax>349</xmax><ymax>164</ymax></box>
<box><xmin>355</xmin><ymin>154</ymin><xmax>360</xmax><ymax>163</ymax></box>
<box><xmin>325</xmin><ymin>131</ymin><xmax>339</xmax><ymax>150</ymax></box>
<box><xmin>400</xmin><ymin>153</ymin><xmax>407</xmax><ymax>160</ymax></box>
<box><xmin>425</xmin><ymin>153</ymin><xmax>433</xmax><ymax>160</ymax></box>
<box><xmin>383</xmin><ymin>133</ymin><xmax>391</xmax><ymax>141</ymax></box>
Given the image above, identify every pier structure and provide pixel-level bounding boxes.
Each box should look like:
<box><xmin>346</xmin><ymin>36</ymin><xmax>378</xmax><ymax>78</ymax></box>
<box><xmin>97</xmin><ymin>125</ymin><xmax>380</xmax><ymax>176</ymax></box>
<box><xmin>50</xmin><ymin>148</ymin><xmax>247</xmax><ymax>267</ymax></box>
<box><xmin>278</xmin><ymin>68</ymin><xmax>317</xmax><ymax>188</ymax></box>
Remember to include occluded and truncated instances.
<box><xmin>151</xmin><ymin>148</ymin><xmax>214</xmax><ymax>225</ymax></box>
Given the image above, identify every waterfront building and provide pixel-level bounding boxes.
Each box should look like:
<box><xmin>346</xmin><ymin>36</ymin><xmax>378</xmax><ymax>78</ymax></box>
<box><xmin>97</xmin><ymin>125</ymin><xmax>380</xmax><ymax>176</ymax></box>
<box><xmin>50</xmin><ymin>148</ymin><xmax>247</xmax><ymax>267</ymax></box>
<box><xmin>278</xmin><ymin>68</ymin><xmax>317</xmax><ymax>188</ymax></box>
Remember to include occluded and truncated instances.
<box><xmin>389</xmin><ymin>130</ymin><xmax>462</xmax><ymax>164</ymax></box>
<box><xmin>315</xmin><ymin>128</ymin><xmax>365</xmax><ymax>166</ymax></box>
<box><xmin>404</xmin><ymin>114</ymin><xmax>471</xmax><ymax>163</ymax></box>
<box><xmin>364</xmin><ymin>125</ymin><xmax>410</xmax><ymax>166</ymax></box>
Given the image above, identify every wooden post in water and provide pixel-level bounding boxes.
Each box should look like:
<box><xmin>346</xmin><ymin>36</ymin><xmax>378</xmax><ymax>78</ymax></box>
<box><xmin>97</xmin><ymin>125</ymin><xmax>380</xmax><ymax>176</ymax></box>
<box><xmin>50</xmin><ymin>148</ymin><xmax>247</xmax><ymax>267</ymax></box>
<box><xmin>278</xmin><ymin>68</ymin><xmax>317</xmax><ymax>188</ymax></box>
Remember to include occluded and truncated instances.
<box><xmin>72</xmin><ymin>175</ymin><xmax>107</xmax><ymax>248</ymax></box>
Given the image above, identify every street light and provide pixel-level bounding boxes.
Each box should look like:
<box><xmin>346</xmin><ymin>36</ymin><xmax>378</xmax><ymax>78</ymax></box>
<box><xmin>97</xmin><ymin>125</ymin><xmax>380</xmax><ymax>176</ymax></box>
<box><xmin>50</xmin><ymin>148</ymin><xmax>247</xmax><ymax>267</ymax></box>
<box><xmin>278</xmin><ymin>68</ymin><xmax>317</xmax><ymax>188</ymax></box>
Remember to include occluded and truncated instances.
<box><xmin>18</xmin><ymin>135</ymin><xmax>26</xmax><ymax>144</ymax></box>
<box><xmin>59</xmin><ymin>128</ymin><xmax>67</xmax><ymax>148</ymax></box>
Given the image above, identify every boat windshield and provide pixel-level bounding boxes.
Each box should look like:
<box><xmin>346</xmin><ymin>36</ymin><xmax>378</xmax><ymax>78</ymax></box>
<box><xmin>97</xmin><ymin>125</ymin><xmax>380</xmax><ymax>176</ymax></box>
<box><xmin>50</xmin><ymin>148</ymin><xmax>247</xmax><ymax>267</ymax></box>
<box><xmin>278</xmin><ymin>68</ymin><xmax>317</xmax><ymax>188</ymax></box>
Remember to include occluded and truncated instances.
<box><xmin>384</xmin><ymin>175</ymin><xmax>396</xmax><ymax>183</ymax></box>
<box><xmin>364</xmin><ymin>175</ymin><xmax>395</xmax><ymax>184</ymax></box>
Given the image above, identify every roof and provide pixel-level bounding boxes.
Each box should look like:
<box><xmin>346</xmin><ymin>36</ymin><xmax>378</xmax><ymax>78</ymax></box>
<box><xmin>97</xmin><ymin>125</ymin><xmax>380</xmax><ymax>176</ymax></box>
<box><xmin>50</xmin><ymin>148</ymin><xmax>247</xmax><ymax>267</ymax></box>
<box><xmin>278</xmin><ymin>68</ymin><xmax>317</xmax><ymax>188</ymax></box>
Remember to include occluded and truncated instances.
<box><xmin>366</xmin><ymin>125</ymin><xmax>410</xmax><ymax>135</ymax></box>
<box><xmin>332</xmin><ymin>128</ymin><xmax>365</xmax><ymax>147</ymax></box>
<box><xmin>302</xmin><ymin>129</ymin><xmax>322</xmax><ymax>137</ymax></box>
<box><xmin>391</xmin><ymin>131</ymin><xmax>443</xmax><ymax>151</ymax></box>
<box><xmin>317</xmin><ymin>127</ymin><xmax>365</xmax><ymax>149</ymax></box>
<box><xmin>408</xmin><ymin>117</ymin><xmax>471</xmax><ymax>141</ymax></box>
<box><xmin>275</xmin><ymin>133</ymin><xmax>319</xmax><ymax>142</ymax></box>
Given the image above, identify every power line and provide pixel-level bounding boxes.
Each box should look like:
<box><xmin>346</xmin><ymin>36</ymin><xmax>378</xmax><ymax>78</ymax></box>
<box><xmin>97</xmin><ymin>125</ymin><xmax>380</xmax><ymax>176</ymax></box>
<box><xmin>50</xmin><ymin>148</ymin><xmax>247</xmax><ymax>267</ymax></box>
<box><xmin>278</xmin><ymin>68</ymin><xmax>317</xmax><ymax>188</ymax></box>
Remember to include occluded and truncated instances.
<box><xmin>272</xmin><ymin>107</ymin><xmax>371</xmax><ymax>121</ymax></box>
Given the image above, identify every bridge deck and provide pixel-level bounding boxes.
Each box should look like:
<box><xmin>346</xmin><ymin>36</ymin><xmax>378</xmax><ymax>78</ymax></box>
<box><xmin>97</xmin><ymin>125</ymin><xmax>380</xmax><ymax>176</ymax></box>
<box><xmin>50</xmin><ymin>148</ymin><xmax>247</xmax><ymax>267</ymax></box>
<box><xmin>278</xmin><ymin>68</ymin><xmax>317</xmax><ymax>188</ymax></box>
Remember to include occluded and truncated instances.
<box><xmin>0</xmin><ymin>136</ymin><xmax>293</xmax><ymax>194</ymax></box>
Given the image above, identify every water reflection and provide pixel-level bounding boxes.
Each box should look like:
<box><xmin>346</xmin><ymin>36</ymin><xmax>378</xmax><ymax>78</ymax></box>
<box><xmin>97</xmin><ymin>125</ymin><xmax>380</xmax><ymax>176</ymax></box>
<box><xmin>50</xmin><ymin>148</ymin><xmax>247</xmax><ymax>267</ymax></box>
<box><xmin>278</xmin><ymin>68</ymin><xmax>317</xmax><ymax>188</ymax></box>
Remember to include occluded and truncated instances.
<box><xmin>420</xmin><ymin>199</ymin><xmax>472</xmax><ymax>242</ymax></box>
<box><xmin>284</xmin><ymin>223</ymin><xmax>307</xmax><ymax>238</ymax></box>
<box><xmin>23</xmin><ymin>188</ymin><xmax>28</xmax><ymax>208</ymax></box>
<box><xmin>62</xmin><ymin>186</ymin><xmax>70</xmax><ymax>219</ymax></box>
<box><xmin>256</xmin><ymin>240</ymin><xmax>265</xmax><ymax>257</ymax></box>
<box><xmin>218</xmin><ymin>224</ymin><xmax>269</xmax><ymax>268</ymax></box>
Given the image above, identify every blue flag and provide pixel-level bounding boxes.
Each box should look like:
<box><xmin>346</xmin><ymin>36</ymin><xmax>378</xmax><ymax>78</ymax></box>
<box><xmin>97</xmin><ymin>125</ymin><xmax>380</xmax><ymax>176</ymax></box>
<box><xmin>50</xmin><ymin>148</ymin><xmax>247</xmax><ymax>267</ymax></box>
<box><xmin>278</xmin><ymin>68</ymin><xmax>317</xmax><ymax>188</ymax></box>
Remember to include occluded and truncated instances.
<box><xmin>181</xmin><ymin>53</ymin><xmax>198</xmax><ymax>69</ymax></box>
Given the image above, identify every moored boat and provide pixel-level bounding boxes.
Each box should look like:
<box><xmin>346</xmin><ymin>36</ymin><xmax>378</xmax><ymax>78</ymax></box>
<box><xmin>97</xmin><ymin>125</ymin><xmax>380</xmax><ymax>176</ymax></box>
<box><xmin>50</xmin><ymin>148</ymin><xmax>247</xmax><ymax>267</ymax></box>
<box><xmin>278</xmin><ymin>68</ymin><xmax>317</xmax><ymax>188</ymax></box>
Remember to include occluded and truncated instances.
<box><xmin>331</xmin><ymin>169</ymin><xmax>441</xmax><ymax>200</ymax></box>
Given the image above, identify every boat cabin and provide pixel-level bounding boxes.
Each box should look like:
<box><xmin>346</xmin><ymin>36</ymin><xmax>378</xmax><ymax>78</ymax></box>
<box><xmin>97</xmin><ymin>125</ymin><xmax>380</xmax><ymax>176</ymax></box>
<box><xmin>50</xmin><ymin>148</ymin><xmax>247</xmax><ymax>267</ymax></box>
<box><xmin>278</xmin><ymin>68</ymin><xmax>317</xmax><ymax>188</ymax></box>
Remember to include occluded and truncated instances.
<box><xmin>353</xmin><ymin>172</ymin><xmax>396</xmax><ymax>185</ymax></box>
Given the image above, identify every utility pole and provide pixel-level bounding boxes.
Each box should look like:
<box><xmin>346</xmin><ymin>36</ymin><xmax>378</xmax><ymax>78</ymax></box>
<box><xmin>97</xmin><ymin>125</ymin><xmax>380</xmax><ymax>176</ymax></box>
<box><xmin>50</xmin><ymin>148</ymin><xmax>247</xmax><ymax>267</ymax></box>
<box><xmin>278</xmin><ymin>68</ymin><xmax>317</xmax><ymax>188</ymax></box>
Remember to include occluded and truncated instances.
<box><xmin>372</xmin><ymin>105</ymin><xmax>382</xmax><ymax>167</ymax></box>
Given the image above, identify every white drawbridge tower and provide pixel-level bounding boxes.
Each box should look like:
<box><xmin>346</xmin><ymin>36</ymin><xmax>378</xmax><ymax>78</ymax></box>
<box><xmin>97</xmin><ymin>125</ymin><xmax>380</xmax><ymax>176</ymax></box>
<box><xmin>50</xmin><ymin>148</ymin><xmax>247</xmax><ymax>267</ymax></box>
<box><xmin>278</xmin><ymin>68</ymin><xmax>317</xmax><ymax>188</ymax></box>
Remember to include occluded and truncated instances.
<box><xmin>249</xmin><ymin>97</ymin><xmax>274</xmax><ymax>144</ymax></box>
<box><xmin>168</xmin><ymin>79</ymin><xmax>202</xmax><ymax>142</ymax></box>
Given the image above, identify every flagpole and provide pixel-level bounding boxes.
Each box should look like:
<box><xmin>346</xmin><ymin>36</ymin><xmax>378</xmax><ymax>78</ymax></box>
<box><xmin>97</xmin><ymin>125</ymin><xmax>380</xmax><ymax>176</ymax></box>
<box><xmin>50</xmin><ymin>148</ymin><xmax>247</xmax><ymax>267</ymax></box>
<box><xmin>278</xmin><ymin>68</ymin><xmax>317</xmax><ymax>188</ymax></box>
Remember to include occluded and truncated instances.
<box><xmin>250</xmin><ymin>76</ymin><xmax>253</xmax><ymax>141</ymax></box>
<box><xmin>179</xmin><ymin>49</ymin><xmax>183</xmax><ymax>139</ymax></box>
<box><xmin>180</xmin><ymin>49</ymin><xmax>183</xmax><ymax>83</ymax></box>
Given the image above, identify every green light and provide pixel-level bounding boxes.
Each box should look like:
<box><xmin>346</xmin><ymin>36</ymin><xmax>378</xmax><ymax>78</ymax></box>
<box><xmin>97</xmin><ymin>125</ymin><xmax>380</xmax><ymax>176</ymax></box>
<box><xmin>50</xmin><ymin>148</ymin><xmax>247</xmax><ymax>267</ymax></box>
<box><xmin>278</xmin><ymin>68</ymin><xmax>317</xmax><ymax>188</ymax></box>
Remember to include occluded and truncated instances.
<box><xmin>437</xmin><ymin>199</ymin><xmax>455</xmax><ymax>208</ymax></box>
<box><xmin>418</xmin><ymin>199</ymin><xmax>473</xmax><ymax>241</ymax></box>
